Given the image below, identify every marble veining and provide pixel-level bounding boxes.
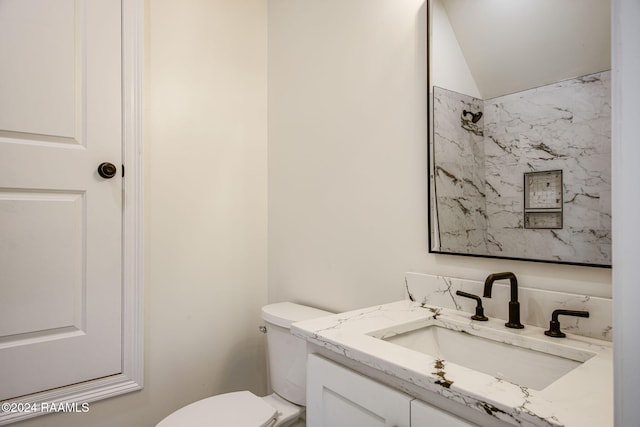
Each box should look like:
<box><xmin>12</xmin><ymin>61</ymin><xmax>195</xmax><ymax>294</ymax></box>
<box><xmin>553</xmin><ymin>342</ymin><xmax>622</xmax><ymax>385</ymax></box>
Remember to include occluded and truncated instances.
<box><xmin>405</xmin><ymin>272</ymin><xmax>612</xmax><ymax>341</ymax></box>
<box><xmin>432</xmin><ymin>71</ymin><xmax>611</xmax><ymax>265</ymax></box>
<box><xmin>294</xmin><ymin>273</ymin><xmax>612</xmax><ymax>426</ymax></box>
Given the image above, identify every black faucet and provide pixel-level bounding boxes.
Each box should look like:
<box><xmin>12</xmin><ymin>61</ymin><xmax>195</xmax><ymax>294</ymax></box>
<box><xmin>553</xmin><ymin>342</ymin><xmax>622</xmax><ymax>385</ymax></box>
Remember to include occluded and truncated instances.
<box><xmin>544</xmin><ymin>309</ymin><xmax>590</xmax><ymax>338</ymax></box>
<box><xmin>483</xmin><ymin>272</ymin><xmax>524</xmax><ymax>329</ymax></box>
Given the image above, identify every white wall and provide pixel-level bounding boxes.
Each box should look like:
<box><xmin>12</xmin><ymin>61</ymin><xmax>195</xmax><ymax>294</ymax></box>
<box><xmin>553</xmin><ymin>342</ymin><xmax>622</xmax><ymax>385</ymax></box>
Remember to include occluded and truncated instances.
<box><xmin>612</xmin><ymin>0</ymin><xmax>640</xmax><ymax>423</ymax></box>
<box><xmin>431</xmin><ymin>0</ymin><xmax>480</xmax><ymax>98</ymax></box>
<box><xmin>16</xmin><ymin>1</ymin><xmax>268</xmax><ymax>426</ymax></box>
<box><xmin>267</xmin><ymin>0</ymin><xmax>611</xmax><ymax>315</ymax></box>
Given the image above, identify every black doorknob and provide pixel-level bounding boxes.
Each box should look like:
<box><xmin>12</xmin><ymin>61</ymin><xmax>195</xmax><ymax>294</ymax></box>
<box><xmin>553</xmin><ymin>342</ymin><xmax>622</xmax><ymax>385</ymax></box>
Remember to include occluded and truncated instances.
<box><xmin>98</xmin><ymin>162</ymin><xmax>117</xmax><ymax>179</ymax></box>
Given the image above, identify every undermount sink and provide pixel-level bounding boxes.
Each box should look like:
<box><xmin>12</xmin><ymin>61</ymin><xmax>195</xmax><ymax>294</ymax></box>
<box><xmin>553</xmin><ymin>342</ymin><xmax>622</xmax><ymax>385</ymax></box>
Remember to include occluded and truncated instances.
<box><xmin>374</xmin><ymin>323</ymin><xmax>596</xmax><ymax>390</ymax></box>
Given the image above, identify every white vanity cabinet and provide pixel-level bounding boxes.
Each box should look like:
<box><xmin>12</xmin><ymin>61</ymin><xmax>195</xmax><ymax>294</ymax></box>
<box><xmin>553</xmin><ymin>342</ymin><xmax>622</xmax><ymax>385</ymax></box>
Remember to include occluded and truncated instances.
<box><xmin>411</xmin><ymin>399</ymin><xmax>477</xmax><ymax>426</ymax></box>
<box><xmin>307</xmin><ymin>354</ymin><xmax>477</xmax><ymax>427</ymax></box>
<box><xmin>307</xmin><ymin>354</ymin><xmax>412</xmax><ymax>426</ymax></box>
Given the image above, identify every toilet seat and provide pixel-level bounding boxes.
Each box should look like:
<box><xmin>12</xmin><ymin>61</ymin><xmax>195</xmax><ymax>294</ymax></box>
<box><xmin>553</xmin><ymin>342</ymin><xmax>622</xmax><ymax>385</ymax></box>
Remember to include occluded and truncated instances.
<box><xmin>156</xmin><ymin>391</ymin><xmax>278</xmax><ymax>427</ymax></box>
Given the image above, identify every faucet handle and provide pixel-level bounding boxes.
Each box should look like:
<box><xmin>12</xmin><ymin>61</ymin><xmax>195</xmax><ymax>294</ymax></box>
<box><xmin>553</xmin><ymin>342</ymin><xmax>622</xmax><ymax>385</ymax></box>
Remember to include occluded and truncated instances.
<box><xmin>455</xmin><ymin>291</ymin><xmax>488</xmax><ymax>321</ymax></box>
<box><xmin>544</xmin><ymin>309</ymin><xmax>590</xmax><ymax>338</ymax></box>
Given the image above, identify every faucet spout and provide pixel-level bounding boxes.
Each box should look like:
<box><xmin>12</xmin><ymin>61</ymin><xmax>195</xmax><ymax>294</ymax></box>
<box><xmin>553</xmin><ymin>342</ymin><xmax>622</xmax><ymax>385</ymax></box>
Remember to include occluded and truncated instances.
<box><xmin>483</xmin><ymin>272</ymin><xmax>524</xmax><ymax>329</ymax></box>
<box><xmin>484</xmin><ymin>272</ymin><xmax>517</xmax><ymax>298</ymax></box>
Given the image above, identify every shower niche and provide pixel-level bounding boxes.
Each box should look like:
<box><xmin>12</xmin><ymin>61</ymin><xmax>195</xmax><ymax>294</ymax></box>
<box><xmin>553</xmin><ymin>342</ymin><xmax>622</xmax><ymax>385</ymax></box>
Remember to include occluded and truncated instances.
<box><xmin>523</xmin><ymin>170</ymin><xmax>563</xmax><ymax>229</ymax></box>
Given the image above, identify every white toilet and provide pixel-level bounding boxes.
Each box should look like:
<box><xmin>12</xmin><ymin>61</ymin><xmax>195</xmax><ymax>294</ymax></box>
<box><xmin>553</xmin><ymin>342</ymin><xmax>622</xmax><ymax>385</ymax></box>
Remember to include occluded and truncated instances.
<box><xmin>157</xmin><ymin>302</ymin><xmax>333</xmax><ymax>427</ymax></box>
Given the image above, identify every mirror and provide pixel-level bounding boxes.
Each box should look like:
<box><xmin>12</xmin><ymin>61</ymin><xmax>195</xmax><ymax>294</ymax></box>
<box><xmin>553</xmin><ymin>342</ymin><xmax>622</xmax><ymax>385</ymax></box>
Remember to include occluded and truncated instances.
<box><xmin>428</xmin><ymin>0</ymin><xmax>611</xmax><ymax>267</ymax></box>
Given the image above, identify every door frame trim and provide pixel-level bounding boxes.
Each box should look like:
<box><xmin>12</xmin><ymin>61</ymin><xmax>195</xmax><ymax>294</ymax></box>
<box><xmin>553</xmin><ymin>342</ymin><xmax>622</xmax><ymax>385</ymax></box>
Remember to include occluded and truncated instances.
<box><xmin>0</xmin><ymin>0</ymin><xmax>144</xmax><ymax>423</ymax></box>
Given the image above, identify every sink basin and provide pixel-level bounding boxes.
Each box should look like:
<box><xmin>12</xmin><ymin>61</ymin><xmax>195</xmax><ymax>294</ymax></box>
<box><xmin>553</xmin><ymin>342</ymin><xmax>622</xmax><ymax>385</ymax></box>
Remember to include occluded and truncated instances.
<box><xmin>374</xmin><ymin>324</ymin><xmax>595</xmax><ymax>390</ymax></box>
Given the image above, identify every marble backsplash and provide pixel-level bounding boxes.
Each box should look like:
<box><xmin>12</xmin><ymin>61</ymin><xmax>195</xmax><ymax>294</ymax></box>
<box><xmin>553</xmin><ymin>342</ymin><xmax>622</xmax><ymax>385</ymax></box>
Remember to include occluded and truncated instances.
<box><xmin>405</xmin><ymin>272</ymin><xmax>612</xmax><ymax>341</ymax></box>
<box><xmin>432</xmin><ymin>71</ymin><xmax>611</xmax><ymax>265</ymax></box>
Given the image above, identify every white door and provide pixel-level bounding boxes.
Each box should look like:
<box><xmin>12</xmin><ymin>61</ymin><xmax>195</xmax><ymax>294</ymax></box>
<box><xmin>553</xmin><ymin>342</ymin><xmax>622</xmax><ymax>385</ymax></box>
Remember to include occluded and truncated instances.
<box><xmin>306</xmin><ymin>354</ymin><xmax>412</xmax><ymax>427</ymax></box>
<box><xmin>0</xmin><ymin>0</ymin><xmax>122</xmax><ymax>400</ymax></box>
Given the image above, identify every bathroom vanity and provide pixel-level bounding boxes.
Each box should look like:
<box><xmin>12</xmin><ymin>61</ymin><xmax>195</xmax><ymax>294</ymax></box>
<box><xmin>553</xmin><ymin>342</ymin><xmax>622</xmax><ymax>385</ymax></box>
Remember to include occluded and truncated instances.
<box><xmin>293</xmin><ymin>273</ymin><xmax>613</xmax><ymax>427</ymax></box>
<box><xmin>307</xmin><ymin>353</ymin><xmax>475</xmax><ymax>426</ymax></box>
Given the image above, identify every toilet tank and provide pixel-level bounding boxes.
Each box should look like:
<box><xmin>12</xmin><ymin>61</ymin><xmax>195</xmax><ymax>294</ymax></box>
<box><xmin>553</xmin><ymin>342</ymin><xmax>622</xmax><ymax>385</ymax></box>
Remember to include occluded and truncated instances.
<box><xmin>261</xmin><ymin>302</ymin><xmax>333</xmax><ymax>406</ymax></box>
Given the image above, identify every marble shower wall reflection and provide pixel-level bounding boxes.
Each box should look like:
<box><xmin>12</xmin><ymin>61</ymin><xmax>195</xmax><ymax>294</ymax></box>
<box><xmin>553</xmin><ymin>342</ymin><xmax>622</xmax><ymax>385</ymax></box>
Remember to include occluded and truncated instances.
<box><xmin>433</xmin><ymin>71</ymin><xmax>611</xmax><ymax>265</ymax></box>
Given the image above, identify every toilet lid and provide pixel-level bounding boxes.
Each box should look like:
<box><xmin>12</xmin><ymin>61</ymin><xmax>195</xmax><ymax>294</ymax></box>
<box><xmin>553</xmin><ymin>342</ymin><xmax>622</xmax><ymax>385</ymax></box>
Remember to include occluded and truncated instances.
<box><xmin>156</xmin><ymin>391</ymin><xmax>277</xmax><ymax>427</ymax></box>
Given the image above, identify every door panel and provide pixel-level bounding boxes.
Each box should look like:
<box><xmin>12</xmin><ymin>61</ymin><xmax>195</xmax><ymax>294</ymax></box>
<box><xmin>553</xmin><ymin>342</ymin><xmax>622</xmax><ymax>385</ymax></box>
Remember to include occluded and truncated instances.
<box><xmin>0</xmin><ymin>191</ymin><xmax>83</xmax><ymax>337</ymax></box>
<box><xmin>0</xmin><ymin>0</ymin><xmax>122</xmax><ymax>400</ymax></box>
<box><xmin>0</xmin><ymin>0</ymin><xmax>77</xmax><ymax>138</ymax></box>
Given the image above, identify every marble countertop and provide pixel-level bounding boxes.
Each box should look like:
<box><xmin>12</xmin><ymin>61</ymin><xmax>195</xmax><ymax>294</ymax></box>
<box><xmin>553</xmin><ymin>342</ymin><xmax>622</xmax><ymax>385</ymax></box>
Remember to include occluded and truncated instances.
<box><xmin>292</xmin><ymin>300</ymin><xmax>612</xmax><ymax>427</ymax></box>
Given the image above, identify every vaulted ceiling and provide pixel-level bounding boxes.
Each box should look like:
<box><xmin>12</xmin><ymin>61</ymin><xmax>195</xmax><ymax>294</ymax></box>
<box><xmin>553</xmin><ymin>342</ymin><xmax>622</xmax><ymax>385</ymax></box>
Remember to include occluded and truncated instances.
<box><xmin>442</xmin><ymin>0</ymin><xmax>611</xmax><ymax>99</ymax></box>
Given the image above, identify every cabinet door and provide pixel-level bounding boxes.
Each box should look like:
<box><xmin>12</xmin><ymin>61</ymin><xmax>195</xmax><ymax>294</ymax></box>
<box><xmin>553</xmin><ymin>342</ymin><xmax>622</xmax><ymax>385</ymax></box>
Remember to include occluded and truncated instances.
<box><xmin>411</xmin><ymin>399</ymin><xmax>477</xmax><ymax>427</ymax></box>
<box><xmin>307</xmin><ymin>354</ymin><xmax>412</xmax><ymax>427</ymax></box>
